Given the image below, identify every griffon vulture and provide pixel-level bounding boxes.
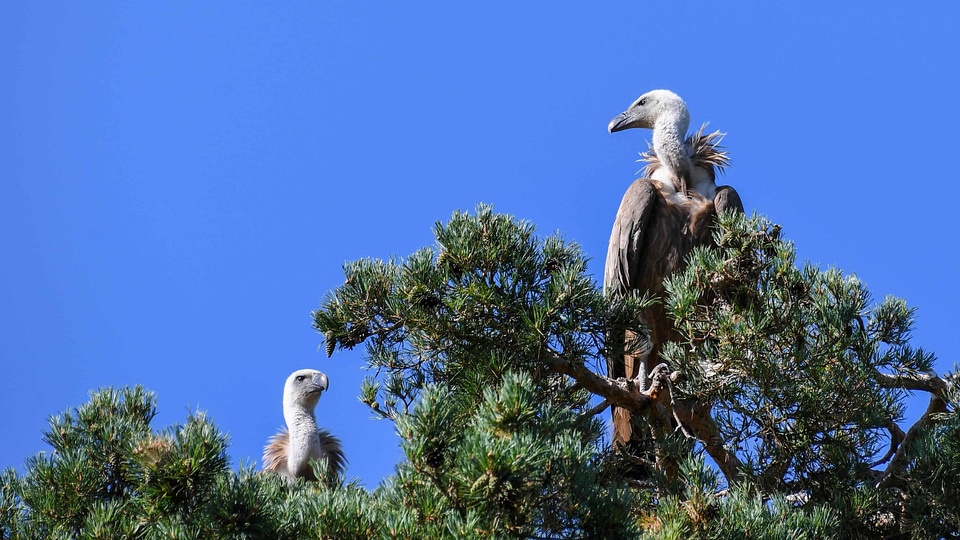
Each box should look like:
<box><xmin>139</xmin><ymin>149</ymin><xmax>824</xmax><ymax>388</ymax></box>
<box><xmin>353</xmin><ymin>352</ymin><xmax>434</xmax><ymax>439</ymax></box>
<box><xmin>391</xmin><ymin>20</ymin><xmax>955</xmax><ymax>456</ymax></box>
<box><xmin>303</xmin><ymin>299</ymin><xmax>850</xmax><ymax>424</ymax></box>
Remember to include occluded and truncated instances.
<box><xmin>605</xmin><ymin>89</ymin><xmax>743</xmax><ymax>447</ymax></box>
<box><xmin>263</xmin><ymin>368</ymin><xmax>346</xmax><ymax>481</ymax></box>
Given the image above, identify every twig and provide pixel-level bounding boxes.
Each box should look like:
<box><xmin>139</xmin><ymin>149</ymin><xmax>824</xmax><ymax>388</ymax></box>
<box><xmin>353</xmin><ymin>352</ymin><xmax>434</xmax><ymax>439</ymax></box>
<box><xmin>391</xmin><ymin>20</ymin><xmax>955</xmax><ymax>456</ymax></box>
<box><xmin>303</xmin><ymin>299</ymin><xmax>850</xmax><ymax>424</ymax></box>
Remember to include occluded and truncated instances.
<box><xmin>582</xmin><ymin>399</ymin><xmax>612</xmax><ymax>418</ymax></box>
<box><xmin>662</xmin><ymin>371</ymin><xmax>696</xmax><ymax>440</ymax></box>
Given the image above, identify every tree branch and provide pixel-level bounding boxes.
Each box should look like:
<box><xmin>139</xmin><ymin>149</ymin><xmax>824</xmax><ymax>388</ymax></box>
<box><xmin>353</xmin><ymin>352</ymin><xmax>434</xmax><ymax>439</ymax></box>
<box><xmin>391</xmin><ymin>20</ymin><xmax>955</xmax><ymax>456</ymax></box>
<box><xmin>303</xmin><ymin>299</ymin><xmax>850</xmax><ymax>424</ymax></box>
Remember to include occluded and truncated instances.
<box><xmin>582</xmin><ymin>399</ymin><xmax>612</xmax><ymax>418</ymax></box>
<box><xmin>542</xmin><ymin>350</ymin><xmax>746</xmax><ymax>485</ymax></box>
<box><xmin>874</xmin><ymin>370</ymin><xmax>952</xmax><ymax>398</ymax></box>
<box><xmin>870</xmin><ymin>419</ymin><xmax>905</xmax><ymax>468</ymax></box>
<box><xmin>875</xmin><ymin>394</ymin><xmax>949</xmax><ymax>489</ymax></box>
<box><xmin>540</xmin><ymin>350</ymin><xmax>654</xmax><ymax>413</ymax></box>
<box><xmin>674</xmin><ymin>400</ymin><xmax>744</xmax><ymax>485</ymax></box>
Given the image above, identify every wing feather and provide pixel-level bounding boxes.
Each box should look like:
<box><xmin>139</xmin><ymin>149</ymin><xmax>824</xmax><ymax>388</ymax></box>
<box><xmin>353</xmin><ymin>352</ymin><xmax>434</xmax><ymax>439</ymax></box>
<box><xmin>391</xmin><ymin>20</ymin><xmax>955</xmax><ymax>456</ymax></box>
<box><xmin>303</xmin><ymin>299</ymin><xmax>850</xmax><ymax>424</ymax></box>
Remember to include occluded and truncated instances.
<box><xmin>317</xmin><ymin>429</ymin><xmax>347</xmax><ymax>479</ymax></box>
<box><xmin>604</xmin><ymin>178</ymin><xmax>657</xmax><ymax>294</ymax></box>
<box><xmin>262</xmin><ymin>428</ymin><xmax>290</xmax><ymax>475</ymax></box>
<box><xmin>605</xmin><ymin>179</ymin><xmax>658</xmax><ymax>448</ymax></box>
<box><xmin>714</xmin><ymin>185</ymin><xmax>743</xmax><ymax>215</ymax></box>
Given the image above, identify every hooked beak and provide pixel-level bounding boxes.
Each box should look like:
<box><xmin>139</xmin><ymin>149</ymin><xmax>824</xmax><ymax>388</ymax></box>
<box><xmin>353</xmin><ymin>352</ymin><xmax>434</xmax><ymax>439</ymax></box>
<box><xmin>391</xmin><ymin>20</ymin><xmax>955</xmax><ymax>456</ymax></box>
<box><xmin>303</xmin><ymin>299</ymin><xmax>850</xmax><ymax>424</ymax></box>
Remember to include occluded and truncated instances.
<box><xmin>608</xmin><ymin>109</ymin><xmax>642</xmax><ymax>133</ymax></box>
<box><xmin>312</xmin><ymin>372</ymin><xmax>329</xmax><ymax>393</ymax></box>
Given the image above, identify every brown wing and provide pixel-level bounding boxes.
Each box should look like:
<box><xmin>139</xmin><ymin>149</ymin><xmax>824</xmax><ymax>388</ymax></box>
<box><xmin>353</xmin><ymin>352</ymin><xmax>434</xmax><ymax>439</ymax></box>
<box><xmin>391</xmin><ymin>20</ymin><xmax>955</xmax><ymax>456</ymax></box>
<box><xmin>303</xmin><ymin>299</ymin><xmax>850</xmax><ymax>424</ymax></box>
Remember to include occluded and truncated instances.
<box><xmin>714</xmin><ymin>185</ymin><xmax>743</xmax><ymax>215</ymax></box>
<box><xmin>262</xmin><ymin>427</ymin><xmax>290</xmax><ymax>476</ymax></box>
<box><xmin>604</xmin><ymin>178</ymin><xmax>657</xmax><ymax>294</ymax></box>
<box><xmin>605</xmin><ymin>179</ymin><xmax>659</xmax><ymax>447</ymax></box>
<box><xmin>317</xmin><ymin>428</ymin><xmax>347</xmax><ymax>479</ymax></box>
<box><xmin>607</xmin><ymin>182</ymin><xmax>730</xmax><ymax>447</ymax></box>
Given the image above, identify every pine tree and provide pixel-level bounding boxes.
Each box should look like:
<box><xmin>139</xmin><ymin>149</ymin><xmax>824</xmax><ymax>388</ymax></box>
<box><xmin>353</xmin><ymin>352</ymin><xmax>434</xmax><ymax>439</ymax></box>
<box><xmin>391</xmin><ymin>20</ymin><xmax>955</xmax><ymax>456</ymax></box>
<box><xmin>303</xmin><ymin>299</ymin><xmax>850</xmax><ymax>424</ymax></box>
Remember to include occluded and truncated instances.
<box><xmin>2</xmin><ymin>205</ymin><xmax>956</xmax><ymax>538</ymax></box>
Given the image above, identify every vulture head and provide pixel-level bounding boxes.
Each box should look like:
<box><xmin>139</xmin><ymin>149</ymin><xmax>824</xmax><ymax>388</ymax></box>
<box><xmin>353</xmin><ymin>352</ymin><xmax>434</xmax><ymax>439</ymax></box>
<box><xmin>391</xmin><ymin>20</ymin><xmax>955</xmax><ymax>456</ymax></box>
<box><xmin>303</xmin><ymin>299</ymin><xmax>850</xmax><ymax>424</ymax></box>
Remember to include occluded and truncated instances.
<box><xmin>283</xmin><ymin>369</ymin><xmax>329</xmax><ymax>418</ymax></box>
<box><xmin>609</xmin><ymin>89</ymin><xmax>718</xmax><ymax>192</ymax></box>
<box><xmin>607</xmin><ymin>89</ymin><xmax>690</xmax><ymax>135</ymax></box>
<box><xmin>263</xmin><ymin>368</ymin><xmax>346</xmax><ymax>482</ymax></box>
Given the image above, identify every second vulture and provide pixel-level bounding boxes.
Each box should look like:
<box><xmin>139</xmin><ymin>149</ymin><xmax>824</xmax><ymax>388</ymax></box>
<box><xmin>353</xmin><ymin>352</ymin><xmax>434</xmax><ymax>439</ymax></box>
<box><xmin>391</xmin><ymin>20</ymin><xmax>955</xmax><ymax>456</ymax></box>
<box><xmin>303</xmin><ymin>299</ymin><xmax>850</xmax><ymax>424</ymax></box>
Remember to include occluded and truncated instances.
<box><xmin>263</xmin><ymin>368</ymin><xmax>346</xmax><ymax>481</ymax></box>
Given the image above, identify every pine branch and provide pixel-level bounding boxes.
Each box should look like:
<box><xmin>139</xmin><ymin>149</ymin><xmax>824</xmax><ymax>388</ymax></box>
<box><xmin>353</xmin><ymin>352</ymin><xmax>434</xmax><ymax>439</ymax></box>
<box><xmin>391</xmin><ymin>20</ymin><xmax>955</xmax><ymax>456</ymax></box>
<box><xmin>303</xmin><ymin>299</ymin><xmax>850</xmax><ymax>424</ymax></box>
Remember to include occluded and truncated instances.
<box><xmin>542</xmin><ymin>348</ymin><xmax>746</xmax><ymax>485</ymax></box>
<box><xmin>876</xmin><ymin>394</ymin><xmax>949</xmax><ymax>489</ymax></box>
<box><xmin>674</xmin><ymin>400</ymin><xmax>744</xmax><ymax>485</ymax></box>
<box><xmin>871</xmin><ymin>419</ymin><xmax>906</xmax><ymax>468</ymax></box>
<box><xmin>581</xmin><ymin>399</ymin><xmax>611</xmax><ymax>418</ymax></box>
<box><xmin>540</xmin><ymin>349</ymin><xmax>654</xmax><ymax>413</ymax></box>
<box><xmin>874</xmin><ymin>370</ymin><xmax>952</xmax><ymax>398</ymax></box>
<box><xmin>871</xmin><ymin>369</ymin><xmax>953</xmax><ymax>485</ymax></box>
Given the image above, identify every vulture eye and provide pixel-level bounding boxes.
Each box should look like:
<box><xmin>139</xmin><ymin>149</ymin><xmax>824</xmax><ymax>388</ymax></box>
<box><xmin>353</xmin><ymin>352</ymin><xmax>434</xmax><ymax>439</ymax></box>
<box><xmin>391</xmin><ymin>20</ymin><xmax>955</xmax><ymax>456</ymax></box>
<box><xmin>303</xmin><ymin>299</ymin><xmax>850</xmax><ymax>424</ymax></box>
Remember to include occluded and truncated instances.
<box><xmin>639</xmin><ymin>98</ymin><xmax>647</xmax><ymax>106</ymax></box>
<box><xmin>295</xmin><ymin>375</ymin><xmax>306</xmax><ymax>382</ymax></box>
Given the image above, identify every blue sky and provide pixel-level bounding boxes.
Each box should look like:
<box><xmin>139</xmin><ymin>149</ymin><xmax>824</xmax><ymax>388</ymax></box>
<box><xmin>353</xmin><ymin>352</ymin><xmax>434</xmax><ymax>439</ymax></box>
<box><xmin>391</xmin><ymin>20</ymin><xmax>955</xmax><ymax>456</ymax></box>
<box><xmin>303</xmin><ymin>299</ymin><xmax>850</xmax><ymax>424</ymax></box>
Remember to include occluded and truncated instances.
<box><xmin>3</xmin><ymin>2</ymin><xmax>958</xmax><ymax>488</ymax></box>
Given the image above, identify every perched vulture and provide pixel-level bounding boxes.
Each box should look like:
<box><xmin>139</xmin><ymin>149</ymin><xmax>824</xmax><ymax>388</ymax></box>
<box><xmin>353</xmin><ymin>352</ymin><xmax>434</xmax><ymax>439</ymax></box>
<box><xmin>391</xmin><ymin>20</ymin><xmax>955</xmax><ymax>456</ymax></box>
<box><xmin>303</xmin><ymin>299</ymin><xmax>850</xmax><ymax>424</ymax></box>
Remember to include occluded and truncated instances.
<box><xmin>262</xmin><ymin>368</ymin><xmax>346</xmax><ymax>481</ymax></box>
<box><xmin>605</xmin><ymin>89</ymin><xmax>743</xmax><ymax>447</ymax></box>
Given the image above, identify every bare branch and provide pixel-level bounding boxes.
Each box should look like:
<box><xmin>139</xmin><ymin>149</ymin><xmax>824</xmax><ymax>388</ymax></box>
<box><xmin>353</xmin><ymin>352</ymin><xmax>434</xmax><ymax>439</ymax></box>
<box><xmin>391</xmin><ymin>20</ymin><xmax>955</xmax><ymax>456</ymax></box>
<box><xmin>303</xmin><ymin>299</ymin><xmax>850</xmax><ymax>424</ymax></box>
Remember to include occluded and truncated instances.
<box><xmin>540</xmin><ymin>350</ymin><xmax>654</xmax><ymax>413</ymax></box>
<box><xmin>582</xmin><ymin>399</ymin><xmax>612</xmax><ymax>418</ymax></box>
<box><xmin>663</xmin><ymin>372</ymin><xmax>696</xmax><ymax>440</ymax></box>
<box><xmin>874</xmin><ymin>370</ymin><xmax>951</xmax><ymax>398</ymax></box>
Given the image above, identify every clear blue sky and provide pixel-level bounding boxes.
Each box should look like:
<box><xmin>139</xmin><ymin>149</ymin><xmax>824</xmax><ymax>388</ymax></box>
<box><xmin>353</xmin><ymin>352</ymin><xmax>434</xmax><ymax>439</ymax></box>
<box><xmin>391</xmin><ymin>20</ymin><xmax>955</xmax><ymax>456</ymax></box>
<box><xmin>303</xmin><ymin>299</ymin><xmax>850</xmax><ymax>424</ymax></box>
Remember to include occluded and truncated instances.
<box><xmin>3</xmin><ymin>2</ymin><xmax>958</xmax><ymax>488</ymax></box>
